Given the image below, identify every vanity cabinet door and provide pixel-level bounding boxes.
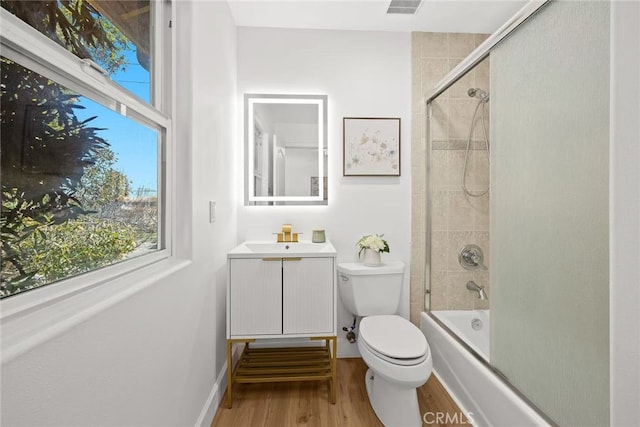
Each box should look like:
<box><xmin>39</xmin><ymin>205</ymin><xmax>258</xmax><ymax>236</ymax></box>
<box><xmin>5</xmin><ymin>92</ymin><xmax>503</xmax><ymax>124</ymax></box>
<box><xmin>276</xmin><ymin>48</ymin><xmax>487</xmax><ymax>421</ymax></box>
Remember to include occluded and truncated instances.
<box><xmin>229</xmin><ymin>258</ymin><xmax>282</xmax><ymax>336</ymax></box>
<box><xmin>283</xmin><ymin>257</ymin><xmax>334</xmax><ymax>335</ymax></box>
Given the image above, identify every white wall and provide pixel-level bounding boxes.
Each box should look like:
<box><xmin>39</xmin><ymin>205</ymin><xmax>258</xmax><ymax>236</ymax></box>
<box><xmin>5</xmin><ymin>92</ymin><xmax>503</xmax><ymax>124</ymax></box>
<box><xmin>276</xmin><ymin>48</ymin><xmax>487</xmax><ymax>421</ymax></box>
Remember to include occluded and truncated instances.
<box><xmin>190</xmin><ymin>0</ymin><xmax>238</xmax><ymax>385</ymax></box>
<box><xmin>0</xmin><ymin>2</ymin><xmax>238</xmax><ymax>426</ymax></box>
<box><xmin>237</xmin><ymin>27</ymin><xmax>412</xmax><ymax>356</ymax></box>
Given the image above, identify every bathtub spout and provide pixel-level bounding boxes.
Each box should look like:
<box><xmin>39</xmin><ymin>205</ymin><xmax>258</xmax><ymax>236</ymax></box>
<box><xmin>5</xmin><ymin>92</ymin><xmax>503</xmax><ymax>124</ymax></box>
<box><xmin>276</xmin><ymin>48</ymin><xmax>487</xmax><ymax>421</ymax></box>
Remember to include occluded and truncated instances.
<box><xmin>466</xmin><ymin>281</ymin><xmax>488</xmax><ymax>300</ymax></box>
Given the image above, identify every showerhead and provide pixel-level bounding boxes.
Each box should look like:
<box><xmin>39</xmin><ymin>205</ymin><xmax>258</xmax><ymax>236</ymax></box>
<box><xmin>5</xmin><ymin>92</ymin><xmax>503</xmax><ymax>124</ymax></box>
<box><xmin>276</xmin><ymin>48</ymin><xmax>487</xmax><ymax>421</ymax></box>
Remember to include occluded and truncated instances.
<box><xmin>468</xmin><ymin>87</ymin><xmax>489</xmax><ymax>102</ymax></box>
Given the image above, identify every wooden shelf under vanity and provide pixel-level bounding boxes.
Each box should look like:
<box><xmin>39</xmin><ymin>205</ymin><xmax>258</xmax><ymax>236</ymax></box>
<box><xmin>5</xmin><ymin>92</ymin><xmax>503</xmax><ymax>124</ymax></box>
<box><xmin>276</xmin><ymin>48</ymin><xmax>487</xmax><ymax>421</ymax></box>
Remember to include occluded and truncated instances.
<box><xmin>226</xmin><ymin>336</ymin><xmax>337</xmax><ymax>408</ymax></box>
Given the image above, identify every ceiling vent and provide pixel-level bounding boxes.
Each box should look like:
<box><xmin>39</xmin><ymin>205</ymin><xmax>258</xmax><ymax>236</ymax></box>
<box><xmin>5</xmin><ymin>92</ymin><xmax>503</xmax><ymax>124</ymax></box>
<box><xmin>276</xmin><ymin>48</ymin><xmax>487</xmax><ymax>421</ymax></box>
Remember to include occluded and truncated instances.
<box><xmin>386</xmin><ymin>0</ymin><xmax>423</xmax><ymax>14</ymax></box>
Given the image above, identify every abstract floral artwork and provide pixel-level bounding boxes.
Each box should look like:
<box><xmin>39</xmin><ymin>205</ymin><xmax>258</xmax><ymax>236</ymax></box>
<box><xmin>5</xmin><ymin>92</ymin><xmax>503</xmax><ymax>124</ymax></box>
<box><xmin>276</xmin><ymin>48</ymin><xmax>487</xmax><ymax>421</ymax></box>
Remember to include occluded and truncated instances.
<box><xmin>343</xmin><ymin>117</ymin><xmax>401</xmax><ymax>176</ymax></box>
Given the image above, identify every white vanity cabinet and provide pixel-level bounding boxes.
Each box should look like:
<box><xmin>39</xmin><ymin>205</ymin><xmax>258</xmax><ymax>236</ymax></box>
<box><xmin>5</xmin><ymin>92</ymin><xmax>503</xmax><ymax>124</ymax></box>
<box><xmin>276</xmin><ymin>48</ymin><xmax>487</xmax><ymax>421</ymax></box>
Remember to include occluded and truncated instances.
<box><xmin>228</xmin><ymin>258</ymin><xmax>282</xmax><ymax>336</ymax></box>
<box><xmin>227</xmin><ymin>241</ymin><xmax>337</xmax><ymax>338</ymax></box>
<box><xmin>282</xmin><ymin>257</ymin><xmax>334</xmax><ymax>334</ymax></box>
<box><xmin>225</xmin><ymin>241</ymin><xmax>338</xmax><ymax>408</ymax></box>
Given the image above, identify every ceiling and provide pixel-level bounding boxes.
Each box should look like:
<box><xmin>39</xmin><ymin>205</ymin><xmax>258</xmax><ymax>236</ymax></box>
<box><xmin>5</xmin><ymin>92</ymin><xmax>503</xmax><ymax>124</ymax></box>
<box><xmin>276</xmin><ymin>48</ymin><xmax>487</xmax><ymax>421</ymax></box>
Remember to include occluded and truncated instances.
<box><xmin>227</xmin><ymin>0</ymin><xmax>528</xmax><ymax>34</ymax></box>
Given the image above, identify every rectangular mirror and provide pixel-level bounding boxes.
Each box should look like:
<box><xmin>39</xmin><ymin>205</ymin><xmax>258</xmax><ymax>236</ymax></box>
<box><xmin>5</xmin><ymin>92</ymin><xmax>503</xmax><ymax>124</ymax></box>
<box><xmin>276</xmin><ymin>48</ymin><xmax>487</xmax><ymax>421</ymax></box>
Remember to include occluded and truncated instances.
<box><xmin>244</xmin><ymin>94</ymin><xmax>328</xmax><ymax>205</ymax></box>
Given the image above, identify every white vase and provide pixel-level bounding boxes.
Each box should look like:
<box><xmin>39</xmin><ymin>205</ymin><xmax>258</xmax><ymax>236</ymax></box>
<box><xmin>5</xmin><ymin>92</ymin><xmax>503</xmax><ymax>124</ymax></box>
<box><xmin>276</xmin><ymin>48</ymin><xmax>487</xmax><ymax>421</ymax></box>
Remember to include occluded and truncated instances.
<box><xmin>363</xmin><ymin>248</ymin><xmax>382</xmax><ymax>266</ymax></box>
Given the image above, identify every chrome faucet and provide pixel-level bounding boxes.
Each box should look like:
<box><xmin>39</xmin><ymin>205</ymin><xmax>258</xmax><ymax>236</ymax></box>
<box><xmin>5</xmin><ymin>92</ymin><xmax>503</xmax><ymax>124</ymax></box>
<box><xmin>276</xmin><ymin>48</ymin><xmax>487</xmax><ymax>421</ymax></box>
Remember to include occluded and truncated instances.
<box><xmin>459</xmin><ymin>244</ymin><xmax>487</xmax><ymax>270</ymax></box>
<box><xmin>466</xmin><ymin>281</ymin><xmax>488</xmax><ymax>300</ymax></box>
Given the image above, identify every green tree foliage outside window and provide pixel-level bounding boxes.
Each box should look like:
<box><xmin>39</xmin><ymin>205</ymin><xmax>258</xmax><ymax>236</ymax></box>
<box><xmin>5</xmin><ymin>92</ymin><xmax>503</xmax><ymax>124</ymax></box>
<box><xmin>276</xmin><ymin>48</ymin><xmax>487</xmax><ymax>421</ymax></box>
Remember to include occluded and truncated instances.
<box><xmin>1</xmin><ymin>0</ymin><xmax>156</xmax><ymax>298</ymax></box>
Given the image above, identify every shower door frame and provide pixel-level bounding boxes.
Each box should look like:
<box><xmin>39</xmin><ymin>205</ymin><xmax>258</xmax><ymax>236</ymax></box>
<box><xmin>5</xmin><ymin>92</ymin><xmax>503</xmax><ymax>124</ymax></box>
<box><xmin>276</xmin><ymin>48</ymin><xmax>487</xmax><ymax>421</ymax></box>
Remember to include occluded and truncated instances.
<box><xmin>423</xmin><ymin>0</ymin><xmax>554</xmax><ymax>423</ymax></box>
<box><xmin>423</xmin><ymin>0</ymin><xmax>550</xmax><ymax>314</ymax></box>
<box><xmin>425</xmin><ymin>0</ymin><xmax>550</xmax><ymax>105</ymax></box>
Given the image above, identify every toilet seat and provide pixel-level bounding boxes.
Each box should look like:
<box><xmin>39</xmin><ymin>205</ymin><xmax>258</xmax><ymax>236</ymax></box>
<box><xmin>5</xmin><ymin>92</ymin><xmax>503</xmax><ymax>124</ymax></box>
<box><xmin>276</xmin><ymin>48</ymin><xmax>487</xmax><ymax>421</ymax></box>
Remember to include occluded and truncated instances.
<box><xmin>359</xmin><ymin>338</ymin><xmax>427</xmax><ymax>366</ymax></box>
<box><xmin>359</xmin><ymin>315</ymin><xmax>428</xmax><ymax>366</ymax></box>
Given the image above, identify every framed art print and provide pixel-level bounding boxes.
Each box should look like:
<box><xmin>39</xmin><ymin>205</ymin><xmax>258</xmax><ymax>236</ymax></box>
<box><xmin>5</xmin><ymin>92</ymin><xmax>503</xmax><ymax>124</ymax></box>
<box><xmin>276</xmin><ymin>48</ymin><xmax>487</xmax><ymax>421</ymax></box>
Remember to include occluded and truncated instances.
<box><xmin>343</xmin><ymin>117</ymin><xmax>401</xmax><ymax>176</ymax></box>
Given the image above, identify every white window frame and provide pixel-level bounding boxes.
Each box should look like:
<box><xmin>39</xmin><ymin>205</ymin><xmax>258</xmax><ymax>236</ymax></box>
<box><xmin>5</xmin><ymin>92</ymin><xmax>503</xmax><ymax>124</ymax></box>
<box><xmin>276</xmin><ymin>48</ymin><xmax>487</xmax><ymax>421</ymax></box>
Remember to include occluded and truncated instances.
<box><xmin>0</xmin><ymin>1</ymin><xmax>175</xmax><ymax>319</ymax></box>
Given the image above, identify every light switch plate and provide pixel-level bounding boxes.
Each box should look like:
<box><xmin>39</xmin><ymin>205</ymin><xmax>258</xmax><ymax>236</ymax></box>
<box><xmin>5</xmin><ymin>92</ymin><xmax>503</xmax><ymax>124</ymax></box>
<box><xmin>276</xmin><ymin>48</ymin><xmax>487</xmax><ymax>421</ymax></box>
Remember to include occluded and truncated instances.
<box><xmin>209</xmin><ymin>201</ymin><xmax>216</xmax><ymax>223</ymax></box>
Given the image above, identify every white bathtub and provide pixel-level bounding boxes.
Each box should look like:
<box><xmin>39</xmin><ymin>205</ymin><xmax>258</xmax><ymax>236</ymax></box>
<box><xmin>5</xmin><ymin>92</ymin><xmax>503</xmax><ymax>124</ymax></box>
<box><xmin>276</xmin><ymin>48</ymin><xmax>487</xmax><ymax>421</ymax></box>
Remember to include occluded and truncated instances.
<box><xmin>432</xmin><ymin>310</ymin><xmax>490</xmax><ymax>362</ymax></box>
<box><xmin>421</xmin><ymin>311</ymin><xmax>551</xmax><ymax>427</ymax></box>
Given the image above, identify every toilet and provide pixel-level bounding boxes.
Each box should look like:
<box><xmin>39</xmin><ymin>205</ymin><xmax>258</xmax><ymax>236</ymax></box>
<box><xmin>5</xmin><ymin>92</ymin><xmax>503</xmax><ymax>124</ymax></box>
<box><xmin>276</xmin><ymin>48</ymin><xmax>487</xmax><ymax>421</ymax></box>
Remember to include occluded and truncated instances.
<box><xmin>337</xmin><ymin>261</ymin><xmax>432</xmax><ymax>427</ymax></box>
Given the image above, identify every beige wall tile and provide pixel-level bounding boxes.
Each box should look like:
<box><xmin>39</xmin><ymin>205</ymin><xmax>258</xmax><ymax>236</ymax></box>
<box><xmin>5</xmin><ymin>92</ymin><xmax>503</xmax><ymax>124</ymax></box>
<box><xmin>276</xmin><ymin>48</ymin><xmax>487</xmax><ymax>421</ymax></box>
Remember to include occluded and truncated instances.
<box><xmin>412</xmin><ymin>61</ymin><xmax>423</xmax><ymax>103</ymax></box>
<box><xmin>449</xmin><ymin>33</ymin><xmax>476</xmax><ymax>58</ymax></box>
<box><xmin>411</xmin><ymin>138</ymin><xmax>426</xmax><ymax>166</ymax></box>
<box><xmin>472</xmin><ymin>270</ymin><xmax>490</xmax><ymax>309</ymax></box>
<box><xmin>413</xmin><ymin>95</ymin><xmax>426</xmax><ymax>120</ymax></box>
<box><xmin>410</xmin><ymin>261</ymin><xmax>423</xmax><ymax>287</ymax></box>
<box><xmin>447</xmin><ymin>149</ymin><xmax>466</xmax><ymax>191</ymax></box>
<box><xmin>421</xmin><ymin>58</ymin><xmax>449</xmax><ymax>94</ymax></box>
<box><xmin>472</xmin><ymin>105</ymin><xmax>490</xmax><ymax>143</ymax></box>
<box><xmin>447</xmin><ymin>57</ymin><xmax>463</xmax><ymax>73</ymax></box>
<box><xmin>412</xmin><ymin>144</ymin><xmax>426</xmax><ymax>179</ymax></box>
<box><xmin>412</xmin><ymin>111</ymin><xmax>425</xmax><ymax>142</ymax></box>
<box><xmin>447</xmin><ymin>271</ymin><xmax>476</xmax><ymax>310</ymax></box>
<box><xmin>475</xmin><ymin>57</ymin><xmax>490</xmax><ymax>89</ymax></box>
<box><xmin>413</xmin><ymin>204</ymin><xmax>426</xmax><ymax>241</ymax></box>
<box><xmin>411</xmin><ymin>31</ymin><xmax>491</xmax><ymax>313</ymax></box>
<box><xmin>467</xmin><ymin>149</ymin><xmax>490</xmax><ymax>192</ymax></box>
<box><xmin>413</xmin><ymin>162</ymin><xmax>426</xmax><ymax>188</ymax></box>
<box><xmin>470</xmin><ymin>193</ymin><xmax>490</xmax><ymax>231</ymax></box>
<box><xmin>431</xmin><ymin>231</ymin><xmax>448</xmax><ymax>273</ymax></box>
<box><xmin>422</xmin><ymin>32</ymin><xmax>448</xmax><ymax>58</ymax></box>
<box><xmin>410</xmin><ymin>279</ymin><xmax>424</xmax><ymax>319</ymax></box>
<box><xmin>429</xmin><ymin>98</ymin><xmax>449</xmax><ymax>143</ymax></box>
<box><xmin>410</xmin><ymin>301</ymin><xmax>424</xmax><ymax>326</ymax></box>
<box><xmin>448</xmin><ymin>61</ymin><xmax>474</xmax><ymax>99</ymax></box>
<box><xmin>447</xmin><ymin>191</ymin><xmax>474</xmax><ymax>231</ymax></box>
<box><xmin>429</xmin><ymin>271</ymin><xmax>448</xmax><ymax>310</ymax></box>
<box><xmin>473</xmin><ymin>231</ymin><xmax>490</xmax><ymax>268</ymax></box>
<box><xmin>410</xmin><ymin>236</ymin><xmax>426</xmax><ymax>273</ymax></box>
<box><xmin>430</xmin><ymin>150</ymin><xmax>448</xmax><ymax>190</ymax></box>
<box><xmin>474</xmin><ymin>296</ymin><xmax>490</xmax><ymax>310</ymax></box>
<box><xmin>448</xmin><ymin>98</ymin><xmax>476</xmax><ymax>140</ymax></box>
<box><xmin>473</xmin><ymin>270</ymin><xmax>490</xmax><ymax>291</ymax></box>
<box><xmin>411</xmin><ymin>273</ymin><xmax>425</xmax><ymax>299</ymax></box>
<box><xmin>411</xmin><ymin>32</ymin><xmax>424</xmax><ymax>58</ymax></box>
<box><xmin>431</xmin><ymin>190</ymin><xmax>448</xmax><ymax>231</ymax></box>
<box><xmin>447</xmin><ymin>230</ymin><xmax>474</xmax><ymax>271</ymax></box>
<box><xmin>474</xmin><ymin>33</ymin><xmax>490</xmax><ymax>48</ymax></box>
<box><xmin>411</xmin><ymin>165</ymin><xmax>426</xmax><ymax>192</ymax></box>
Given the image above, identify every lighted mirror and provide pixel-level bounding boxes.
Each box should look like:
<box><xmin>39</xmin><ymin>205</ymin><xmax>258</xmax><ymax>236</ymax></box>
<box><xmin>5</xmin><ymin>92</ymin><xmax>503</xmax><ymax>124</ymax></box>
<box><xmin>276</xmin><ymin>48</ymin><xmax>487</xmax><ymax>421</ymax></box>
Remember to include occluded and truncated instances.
<box><xmin>244</xmin><ymin>94</ymin><xmax>328</xmax><ymax>205</ymax></box>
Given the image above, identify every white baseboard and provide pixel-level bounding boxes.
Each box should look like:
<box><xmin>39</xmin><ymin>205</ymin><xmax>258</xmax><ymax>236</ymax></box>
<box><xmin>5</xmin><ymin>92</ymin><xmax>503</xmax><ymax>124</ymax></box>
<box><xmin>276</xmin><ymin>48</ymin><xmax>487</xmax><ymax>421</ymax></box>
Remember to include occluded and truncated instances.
<box><xmin>195</xmin><ymin>345</ymin><xmax>242</xmax><ymax>427</ymax></box>
<box><xmin>194</xmin><ymin>363</ymin><xmax>226</xmax><ymax>427</ymax></box>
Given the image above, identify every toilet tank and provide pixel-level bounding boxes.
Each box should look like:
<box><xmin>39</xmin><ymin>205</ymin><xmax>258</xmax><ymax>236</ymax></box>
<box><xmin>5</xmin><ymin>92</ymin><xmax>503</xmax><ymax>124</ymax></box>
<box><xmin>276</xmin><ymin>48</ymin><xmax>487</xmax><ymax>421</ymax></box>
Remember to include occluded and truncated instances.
<box><xmin>337</xmin><ymin>261</ymin><xmax>405</xmax><ymax>316</ymax></box>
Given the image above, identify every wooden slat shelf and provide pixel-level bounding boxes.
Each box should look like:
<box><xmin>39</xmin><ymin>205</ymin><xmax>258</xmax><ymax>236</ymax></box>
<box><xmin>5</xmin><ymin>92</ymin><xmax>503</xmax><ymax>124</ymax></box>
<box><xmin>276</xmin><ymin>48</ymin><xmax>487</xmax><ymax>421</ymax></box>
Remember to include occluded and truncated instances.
<box><xmin>226</xmin><ymin>336</ymin><xmax>337</xmax><ymax>408</ymax></box>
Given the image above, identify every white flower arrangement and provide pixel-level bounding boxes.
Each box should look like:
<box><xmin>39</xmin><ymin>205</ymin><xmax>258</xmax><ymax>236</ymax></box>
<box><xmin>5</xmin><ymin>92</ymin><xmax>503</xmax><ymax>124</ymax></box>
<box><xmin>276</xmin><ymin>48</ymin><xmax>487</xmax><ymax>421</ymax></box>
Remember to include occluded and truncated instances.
<box><xmin>357</xmin><ymin>234</ymin><xmax>390</xmax><ymax>257</ymax></box>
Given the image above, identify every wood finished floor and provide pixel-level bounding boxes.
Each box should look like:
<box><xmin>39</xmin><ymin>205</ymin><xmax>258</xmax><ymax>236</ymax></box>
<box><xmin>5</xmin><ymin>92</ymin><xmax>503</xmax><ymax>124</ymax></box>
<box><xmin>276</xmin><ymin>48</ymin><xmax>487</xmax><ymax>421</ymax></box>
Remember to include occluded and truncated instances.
<box><xmin>212</xmin><ymin>358</ymin><xmax>468</xmax><ymax>427</ymax></box>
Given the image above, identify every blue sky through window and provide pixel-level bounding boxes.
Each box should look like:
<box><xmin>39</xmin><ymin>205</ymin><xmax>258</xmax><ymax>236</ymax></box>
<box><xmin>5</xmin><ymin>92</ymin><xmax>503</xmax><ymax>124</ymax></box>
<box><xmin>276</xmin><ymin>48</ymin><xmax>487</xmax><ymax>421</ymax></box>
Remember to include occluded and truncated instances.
<box><xmin>73</xmin><ymin>48</ymin><xmax>158</xmax><ymax>197</ymax></box>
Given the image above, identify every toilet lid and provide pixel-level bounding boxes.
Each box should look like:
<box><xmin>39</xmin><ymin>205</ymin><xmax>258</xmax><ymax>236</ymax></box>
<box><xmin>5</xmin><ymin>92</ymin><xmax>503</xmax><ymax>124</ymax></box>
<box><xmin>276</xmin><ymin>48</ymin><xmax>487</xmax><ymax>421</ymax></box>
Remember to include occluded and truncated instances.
<box><xmin>359</xmin><ymin>315</ymin><xmax>428</xmax><ymax>360</ymax></box>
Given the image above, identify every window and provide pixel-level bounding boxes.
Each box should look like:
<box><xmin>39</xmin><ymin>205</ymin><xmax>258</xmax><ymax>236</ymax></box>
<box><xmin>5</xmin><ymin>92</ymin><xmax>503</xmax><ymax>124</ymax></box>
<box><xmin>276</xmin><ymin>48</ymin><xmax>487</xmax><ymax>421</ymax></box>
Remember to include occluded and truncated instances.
<box><xmin>2</xmin><ymin>0</ymin><xmax>154</xmax><ymax>103</ymax></box>
<box><xmin>1</xmin><ymin>1</ymin><xmax>171</xmax><ymax>299</ymax></box>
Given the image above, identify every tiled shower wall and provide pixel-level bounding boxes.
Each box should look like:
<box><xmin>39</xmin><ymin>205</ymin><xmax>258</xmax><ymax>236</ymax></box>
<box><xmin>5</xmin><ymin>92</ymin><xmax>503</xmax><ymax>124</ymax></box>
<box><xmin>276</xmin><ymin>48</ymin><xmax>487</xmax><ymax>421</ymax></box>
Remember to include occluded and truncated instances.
<box><xmin>410</xmin><ymin>32</ymin><xmax>490</xmax><ymax>325</ymax></box>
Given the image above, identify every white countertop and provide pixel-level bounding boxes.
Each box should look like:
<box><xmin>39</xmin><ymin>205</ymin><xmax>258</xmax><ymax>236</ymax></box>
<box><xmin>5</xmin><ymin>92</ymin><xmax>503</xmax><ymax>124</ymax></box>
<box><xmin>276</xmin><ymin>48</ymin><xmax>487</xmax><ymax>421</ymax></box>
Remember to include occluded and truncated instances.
<box><xmin>228</xmin><ymin>240</ymin><xmax>337</xmax><ymax>258</ymax></box>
